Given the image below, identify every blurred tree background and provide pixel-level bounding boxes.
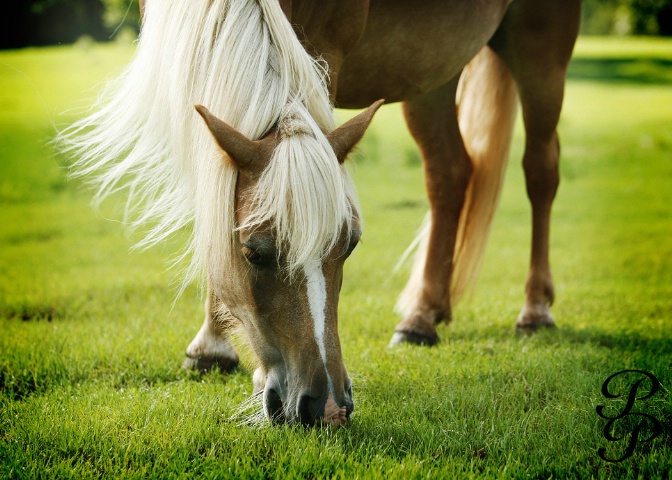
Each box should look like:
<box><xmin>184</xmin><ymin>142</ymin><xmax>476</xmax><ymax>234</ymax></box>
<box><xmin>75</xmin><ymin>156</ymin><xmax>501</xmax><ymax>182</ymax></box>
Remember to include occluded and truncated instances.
<box><xmin>1</xmin><ymin>0</ymin><xmax>671</xmax><ymax>49</ymax></box>
<box><xmin>2</xmin><ymin>0</ymin><xmax>140</xmax><ymax>49</ymax></box>
<box><xmin>582</xmin><ymin>0</ymin><xmax>672</xmax><ymax>35</ymax></box>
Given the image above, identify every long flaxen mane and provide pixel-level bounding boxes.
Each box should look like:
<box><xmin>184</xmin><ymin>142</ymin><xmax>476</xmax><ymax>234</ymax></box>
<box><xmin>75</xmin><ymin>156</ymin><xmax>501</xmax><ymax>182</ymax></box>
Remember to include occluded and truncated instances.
<box><xmin>59</xmin><ymin>0</ymin><xmax>358</xmax><ymax>285</ymax></box>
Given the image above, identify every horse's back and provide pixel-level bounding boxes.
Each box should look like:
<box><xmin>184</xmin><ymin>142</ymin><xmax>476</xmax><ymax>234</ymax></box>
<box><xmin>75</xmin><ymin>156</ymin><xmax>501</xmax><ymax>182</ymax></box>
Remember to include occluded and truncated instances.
<box><xmin>297</xmin><ymin>0</ymin><xmax>578</xmax><ymax>109</ymax></box>
<box><xmin>332</xmin><ymin>0</ymin><xmax>511</xmax><ymax>107</ymax></box>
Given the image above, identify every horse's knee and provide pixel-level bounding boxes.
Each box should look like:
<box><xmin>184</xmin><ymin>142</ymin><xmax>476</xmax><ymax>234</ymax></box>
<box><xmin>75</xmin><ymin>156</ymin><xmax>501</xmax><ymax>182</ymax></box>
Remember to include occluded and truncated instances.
<box><xmin>184</xmin><ymin>318</ymin><xmax>239</xmax><ymax>373</ymax></box>
<box><xmin>523</xmin><ymin>132</ymin><xmax>560</xmax><ymax>203</ymax></box>
<box><xmin>447</xmin><ymin>150</ymin><xmax>474</xmax><ymax>193</ymax></box>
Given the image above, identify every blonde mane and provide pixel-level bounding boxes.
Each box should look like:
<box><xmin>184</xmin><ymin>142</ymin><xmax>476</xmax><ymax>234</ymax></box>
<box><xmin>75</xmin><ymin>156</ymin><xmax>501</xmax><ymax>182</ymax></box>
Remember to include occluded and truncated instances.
<box><xmin>59</xmin><ymin>0</ymin><xmax>358</xmax><ymax>286</ymax></box>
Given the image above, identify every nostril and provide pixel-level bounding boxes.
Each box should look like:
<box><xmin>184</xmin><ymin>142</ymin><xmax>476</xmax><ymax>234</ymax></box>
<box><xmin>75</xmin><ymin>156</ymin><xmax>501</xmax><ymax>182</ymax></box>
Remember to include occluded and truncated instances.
<box><xmin>297</xmin><ymin>393</ymin><xmax>323</xmax><ymax>426</ymax></box>
<box><xmin>345</xmin><ymin>398</ymin><xmax>354</xmax><ymax>416</ymax></box>
<box><xmin>264</xmin><ymin>388</ymin><xmax>285</xmax><ymax>423</ymax></box>
<box><xmin>344</xmin><ymin>384</ymin><xmax>354</xmax><ymax>414</ymax></box>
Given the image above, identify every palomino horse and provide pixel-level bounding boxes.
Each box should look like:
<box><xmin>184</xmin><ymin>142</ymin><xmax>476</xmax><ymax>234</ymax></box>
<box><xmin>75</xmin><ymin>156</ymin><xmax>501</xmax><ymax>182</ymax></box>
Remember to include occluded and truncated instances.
<box><xmin>61</xmin><ymin>0</ymin><xmax>580</xmax><ymax>425</ymax></box>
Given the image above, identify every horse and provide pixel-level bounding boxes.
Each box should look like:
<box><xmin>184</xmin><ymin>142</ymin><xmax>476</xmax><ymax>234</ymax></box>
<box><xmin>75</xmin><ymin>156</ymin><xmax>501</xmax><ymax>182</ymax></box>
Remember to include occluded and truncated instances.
<box><xmin>60</xmin><ymin>0</ymin><xmax>581</xmax><ymax>425</ymax></box>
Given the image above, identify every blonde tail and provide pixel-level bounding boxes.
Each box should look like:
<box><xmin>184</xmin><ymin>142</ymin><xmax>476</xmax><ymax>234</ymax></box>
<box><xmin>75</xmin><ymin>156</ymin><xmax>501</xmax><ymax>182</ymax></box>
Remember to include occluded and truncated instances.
<box><xmin>396</xmin><ymin>46</ymin><xmax>518</xmax><ymax>316</ymax></box>
<box><xmin>451</xmin><ymin>46</ymin><xmax>518</xmax><ymax>301</ymax></box>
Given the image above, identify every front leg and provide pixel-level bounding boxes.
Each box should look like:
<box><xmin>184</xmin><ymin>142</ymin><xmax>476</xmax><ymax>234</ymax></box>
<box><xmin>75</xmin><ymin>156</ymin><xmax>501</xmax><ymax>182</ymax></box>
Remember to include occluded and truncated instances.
<box><xmin>183</xmin><ymin>286</ymin><xmax>239</xmax><ymax>373</ymax></box>
<box><xmin>391</xmin><ymin>78</ymin><xmax>471</xmax><ymax>346</ymax></box>
<box><xmin>515</xmin><ymin>133</ymin><xmax>559</xmax><ymax>333</ymax></box>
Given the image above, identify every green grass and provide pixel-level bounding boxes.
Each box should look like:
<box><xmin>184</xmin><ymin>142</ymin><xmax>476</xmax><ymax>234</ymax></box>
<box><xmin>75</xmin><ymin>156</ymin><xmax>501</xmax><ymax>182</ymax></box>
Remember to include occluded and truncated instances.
<box><xmin>1</xmin><ymin>37</ymin><xmax>671</xmax><ymax>479</ymax></box>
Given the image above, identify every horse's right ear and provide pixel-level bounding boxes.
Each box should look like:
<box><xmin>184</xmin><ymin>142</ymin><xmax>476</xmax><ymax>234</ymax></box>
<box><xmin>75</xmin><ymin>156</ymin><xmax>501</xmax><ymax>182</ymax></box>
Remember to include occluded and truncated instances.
<box><xmin>195</xmin><ymin>105</ymin><xmax>262</xmax><ymax>172</ymax></box>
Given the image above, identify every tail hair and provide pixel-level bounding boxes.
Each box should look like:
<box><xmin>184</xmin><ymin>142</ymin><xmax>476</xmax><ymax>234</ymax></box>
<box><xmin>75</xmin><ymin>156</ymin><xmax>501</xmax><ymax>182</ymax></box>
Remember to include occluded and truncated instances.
<box><xmin>396</xmin><ymin>46</ymin><xmax>518</xmax><ymax>316</ymax></box>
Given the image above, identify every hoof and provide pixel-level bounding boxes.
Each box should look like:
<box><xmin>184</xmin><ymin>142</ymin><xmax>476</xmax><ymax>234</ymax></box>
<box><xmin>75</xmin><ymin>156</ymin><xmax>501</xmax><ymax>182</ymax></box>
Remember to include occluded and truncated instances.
<box><xmin>183</xmin><ymin>354</ymin><xmax>239</xmax><ymax>373</ymax></box>
<box><xmin>516</xmin><ymin>305</ymin><xmax>556</xmax><ymax>335</ymax></box>
<box><xmin>389</xmin><ymin>330</ymin><xmax>439</xmax><ymax>347</ymax></box>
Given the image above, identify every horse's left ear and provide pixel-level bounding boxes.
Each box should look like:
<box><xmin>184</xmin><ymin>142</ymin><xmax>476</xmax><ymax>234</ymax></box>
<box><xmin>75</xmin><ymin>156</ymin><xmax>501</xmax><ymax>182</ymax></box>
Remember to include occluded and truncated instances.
<box><xmin>328</xmin><ymin>99</ymin><xmax>384</xmax><ymax>164</ymax></box>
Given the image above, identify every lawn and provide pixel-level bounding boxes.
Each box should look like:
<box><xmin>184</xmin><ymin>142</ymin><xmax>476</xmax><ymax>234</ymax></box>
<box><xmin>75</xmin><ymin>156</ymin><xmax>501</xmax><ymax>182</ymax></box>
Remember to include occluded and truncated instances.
<box><xmin>1</xmin><ymin>36</ymin><xmax>671</xmax><ymax>478</ymax></box>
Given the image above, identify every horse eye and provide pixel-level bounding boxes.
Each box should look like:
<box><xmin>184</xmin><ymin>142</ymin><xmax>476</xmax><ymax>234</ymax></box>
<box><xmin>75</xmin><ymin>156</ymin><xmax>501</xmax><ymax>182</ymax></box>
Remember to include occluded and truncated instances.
<box><xmin>343</xmin><ymin>238</ymin><xmax>360</xmax><ymax>259</ymax></box>
<box><xmin>242</xmin><ymin>246</ymin><xmax>264</xmax><ymax>266</ymax></box>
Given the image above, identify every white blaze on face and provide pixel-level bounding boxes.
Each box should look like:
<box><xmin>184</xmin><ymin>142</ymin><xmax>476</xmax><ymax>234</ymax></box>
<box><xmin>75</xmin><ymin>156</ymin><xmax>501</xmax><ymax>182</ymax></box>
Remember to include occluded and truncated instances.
<box><xmin>304</xmin><ymin>260</ymin><xmax>329</xmax><ymax>368</ymax></box>
<box><xmin>304</xmin><ymin>260</ymin><xmax>349</xmax><ymax>424</ymax></box>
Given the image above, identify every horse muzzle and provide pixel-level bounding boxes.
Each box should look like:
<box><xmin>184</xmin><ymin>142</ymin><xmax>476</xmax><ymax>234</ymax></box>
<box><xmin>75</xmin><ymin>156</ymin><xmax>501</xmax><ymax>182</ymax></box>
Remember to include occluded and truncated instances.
<box><xmin>260</xmin><ymin>370</ymin><xmax>354</xmax><ymax>426</ymax></box>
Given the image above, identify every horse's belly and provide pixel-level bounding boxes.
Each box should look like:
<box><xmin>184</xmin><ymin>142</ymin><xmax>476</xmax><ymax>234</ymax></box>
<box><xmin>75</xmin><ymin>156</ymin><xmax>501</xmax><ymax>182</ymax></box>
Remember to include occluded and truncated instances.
<box><xmin>334</xmin><ymin>1</ymin><xmax>508</xmax><ymax>108</ymax></box>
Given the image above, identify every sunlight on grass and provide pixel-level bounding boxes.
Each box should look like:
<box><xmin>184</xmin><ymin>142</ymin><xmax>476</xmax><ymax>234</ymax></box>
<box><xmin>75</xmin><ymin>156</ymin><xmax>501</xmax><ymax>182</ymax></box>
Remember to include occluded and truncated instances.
<box><xmin>1</xmin><ymin>38</ymin><xmax>671</xmax><ymax>479</ymax></box>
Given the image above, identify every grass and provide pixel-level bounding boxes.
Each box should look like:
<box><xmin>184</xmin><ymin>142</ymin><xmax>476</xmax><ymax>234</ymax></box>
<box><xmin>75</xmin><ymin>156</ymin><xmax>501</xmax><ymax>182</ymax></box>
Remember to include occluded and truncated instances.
<box><xmin>1</xmin><ymin>36</ymin><xmax>672</xmax><ymax>479</ymax></box>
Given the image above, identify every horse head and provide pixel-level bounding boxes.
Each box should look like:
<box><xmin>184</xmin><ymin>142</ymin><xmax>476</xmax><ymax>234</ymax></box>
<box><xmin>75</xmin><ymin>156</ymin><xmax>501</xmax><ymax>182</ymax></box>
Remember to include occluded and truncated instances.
<box><xmin>195</xmin><ymin>100</ymin><xmax>382</xmax><ymax>425</ymax></box>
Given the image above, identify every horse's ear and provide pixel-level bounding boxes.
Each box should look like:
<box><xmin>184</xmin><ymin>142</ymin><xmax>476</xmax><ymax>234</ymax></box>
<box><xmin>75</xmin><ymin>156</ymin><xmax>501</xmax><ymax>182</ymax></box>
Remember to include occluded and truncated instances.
<box><xmin>328</xmin><ymin>99</ymin><xmax>384</xmax><ymax>164</ymax></box>
<box><xmin>195</xmin><ymin>105</ymin><xmax>261</xmax><ymax>171</ymax></box>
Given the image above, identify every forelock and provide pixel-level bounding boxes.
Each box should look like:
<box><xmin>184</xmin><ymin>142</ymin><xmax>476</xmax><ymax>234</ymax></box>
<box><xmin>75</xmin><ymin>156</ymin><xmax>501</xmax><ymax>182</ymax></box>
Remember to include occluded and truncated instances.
<box><xmin>239</xmin><ymin>106</ymin><xmax>359</xmax><ymax>276</ymax></box>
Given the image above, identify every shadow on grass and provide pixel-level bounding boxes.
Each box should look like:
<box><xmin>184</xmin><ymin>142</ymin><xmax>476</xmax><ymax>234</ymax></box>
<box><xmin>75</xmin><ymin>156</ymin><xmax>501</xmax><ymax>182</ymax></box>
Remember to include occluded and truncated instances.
<box><xmin>453</xmin><ymin>323</ymin><xmax>671</xmax><ymax>364</ymax></box>
<box><xmin>567</xmin><ymin>57</ymin><xmax>672</xmax><ymax>85</ymax></box>
<box><xmin>552</xmin><ymin>325</ymin><xmax>672</xmax><ymax>355</ymax></box>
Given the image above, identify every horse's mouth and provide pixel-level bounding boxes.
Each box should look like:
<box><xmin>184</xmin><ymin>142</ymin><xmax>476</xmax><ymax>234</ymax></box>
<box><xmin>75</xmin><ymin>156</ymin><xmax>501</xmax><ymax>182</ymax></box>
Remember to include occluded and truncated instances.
<box><xmin>322</xmin><ymin>395</ymin><xmax>348</xmax><ymax>425</ymax></box>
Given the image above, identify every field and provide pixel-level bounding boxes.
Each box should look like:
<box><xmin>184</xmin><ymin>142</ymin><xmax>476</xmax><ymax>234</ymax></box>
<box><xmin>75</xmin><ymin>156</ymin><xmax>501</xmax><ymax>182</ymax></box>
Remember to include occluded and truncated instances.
<box><xmin>1</xmin><ymin>36</ymin><xmax>671</xmax><ymax>478</ymax></box>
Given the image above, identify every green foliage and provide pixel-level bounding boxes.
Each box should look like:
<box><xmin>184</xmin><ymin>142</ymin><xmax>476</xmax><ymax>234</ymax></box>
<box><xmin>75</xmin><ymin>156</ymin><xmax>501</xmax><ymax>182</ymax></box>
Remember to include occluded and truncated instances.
<box><xmin>630</xmin><ymin>0</ymin><xmax>672</xmax><ymax>34</ymax></box>
<box><xmin>582</xmin><ymin>0</ymin><xmax>622</xmax><ymax>35</ymax></box>
<box><xmin>30</xmin><ymin>0</ymin><xmax>82</xmax><ymax>15</ymax></box>
<box><xmin>101</xmin><ymin>0</ymin><xmax>141</xmax><ymax>32</ymax></box>
<box><xmin>1</xmin><ymin>38</ymin><xmax>672</xmax><ymax>478</ymax></box>
<box><xmin>12</xmin><ymin>0</ymin><xmax>139</xmax><ymax>48</ymax></box>
<box><xmin>582</xmin><ymin>0</ymin><xmax>672</xmax><ymax>35</ymax></box>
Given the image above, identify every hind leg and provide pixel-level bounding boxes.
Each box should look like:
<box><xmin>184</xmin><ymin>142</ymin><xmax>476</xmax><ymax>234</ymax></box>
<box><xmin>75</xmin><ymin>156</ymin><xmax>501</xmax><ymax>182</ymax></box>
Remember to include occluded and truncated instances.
<box><xmin>390</xmin><ymin>78</ymin><xmax>472</xmax><ymax>346</ymax></box>
<box><xmin>490</xmin><ymin>0</ymin><xmax>580</xmax><ymax>331</ymax></box>
<box><xmin>183</xmin><ymin>285</ymin><xmax>239</xmax><ymax>372</ymax></box>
